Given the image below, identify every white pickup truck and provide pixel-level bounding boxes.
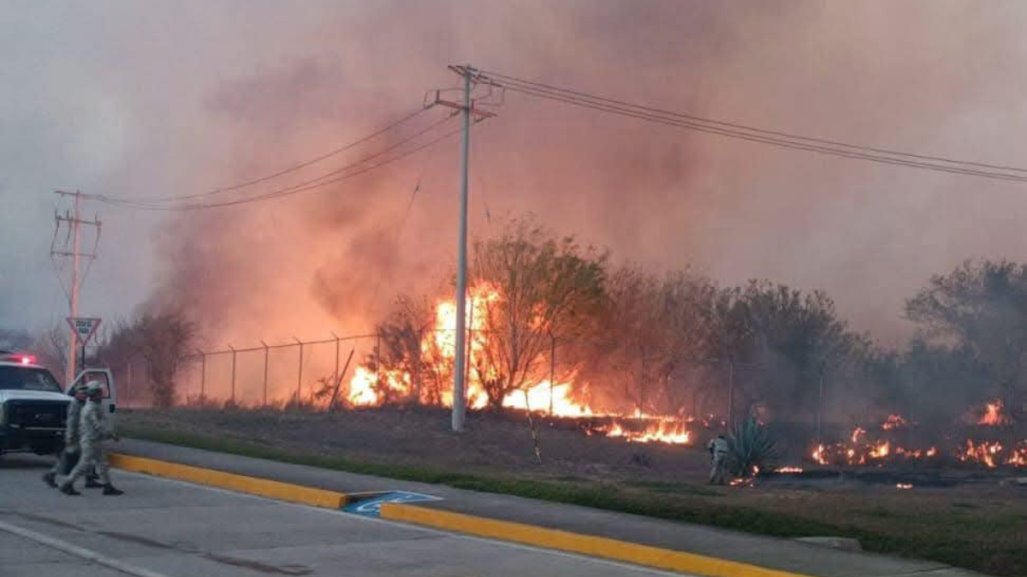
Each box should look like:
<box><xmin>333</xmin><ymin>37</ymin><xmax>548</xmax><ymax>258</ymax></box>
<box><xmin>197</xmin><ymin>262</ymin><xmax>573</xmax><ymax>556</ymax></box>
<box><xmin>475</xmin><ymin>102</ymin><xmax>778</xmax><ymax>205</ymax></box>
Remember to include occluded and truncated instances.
<box><xmin>0</xmin><ymin>352</ymin><xmax>116</xmax><ymax>457</ymax></box>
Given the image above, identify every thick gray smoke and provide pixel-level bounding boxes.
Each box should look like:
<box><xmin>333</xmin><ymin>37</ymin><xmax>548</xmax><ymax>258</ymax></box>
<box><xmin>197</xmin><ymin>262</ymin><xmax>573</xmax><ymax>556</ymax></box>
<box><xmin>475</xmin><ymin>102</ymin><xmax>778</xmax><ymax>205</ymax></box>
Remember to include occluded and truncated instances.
<box><xmin>4</xmin><ymin>1</ymin><xmax>1027</xmax><ymax>354</ymax></box>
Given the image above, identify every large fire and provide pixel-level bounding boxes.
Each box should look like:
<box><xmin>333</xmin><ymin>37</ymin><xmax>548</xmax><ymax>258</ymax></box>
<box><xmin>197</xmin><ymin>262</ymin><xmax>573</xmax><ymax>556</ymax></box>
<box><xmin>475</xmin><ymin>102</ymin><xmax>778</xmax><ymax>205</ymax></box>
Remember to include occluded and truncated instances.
<box><xmin>343</xmin><ymin>287</ymin><xmax>1024</xmax><ymax>463</ymax></box>
<box><xmin>345</xmin><ymin>285</ymin><xmax>693</xmax><ymax>444</ymax></box>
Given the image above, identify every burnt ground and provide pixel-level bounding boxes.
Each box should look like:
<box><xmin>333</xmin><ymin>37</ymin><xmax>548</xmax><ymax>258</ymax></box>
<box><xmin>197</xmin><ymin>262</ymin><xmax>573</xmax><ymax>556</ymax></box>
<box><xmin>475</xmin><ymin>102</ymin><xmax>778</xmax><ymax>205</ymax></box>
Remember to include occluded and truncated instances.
<box><xmin>119</xmin><ymin>407</ymin><xmax>1027</xmax><ymax>577</ymax></box>
<box><xmin>120</xmin><ymin>406</ymin><xmax>713</xmax><ymax>483</ymax></box>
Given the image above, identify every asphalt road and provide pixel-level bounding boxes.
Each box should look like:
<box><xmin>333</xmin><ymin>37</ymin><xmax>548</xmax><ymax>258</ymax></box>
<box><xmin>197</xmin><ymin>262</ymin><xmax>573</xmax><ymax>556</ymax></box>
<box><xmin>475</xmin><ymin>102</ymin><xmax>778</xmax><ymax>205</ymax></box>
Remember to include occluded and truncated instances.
<box><xmin>0</xmin><ymin>454</ymin><xmax>691</xmax><ymax>577</ymax></box>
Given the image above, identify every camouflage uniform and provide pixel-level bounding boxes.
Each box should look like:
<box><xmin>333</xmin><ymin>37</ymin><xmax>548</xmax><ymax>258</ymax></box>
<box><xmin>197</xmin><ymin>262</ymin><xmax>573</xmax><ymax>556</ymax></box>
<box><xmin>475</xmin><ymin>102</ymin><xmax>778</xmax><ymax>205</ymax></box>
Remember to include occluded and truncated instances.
<box><xmin>60</xmin><ymin>384</ymin><xmax>121</xmax><ymax>495</ymax></box>
<box><xmin>707</xmin><ymin>436</ymin><xmax>729</xmax><ymax>485</ymax></box>
<box><xmin>47</xmin><ymin>396</ymin><xmax>84</xmax><ymax>475</ymax></box>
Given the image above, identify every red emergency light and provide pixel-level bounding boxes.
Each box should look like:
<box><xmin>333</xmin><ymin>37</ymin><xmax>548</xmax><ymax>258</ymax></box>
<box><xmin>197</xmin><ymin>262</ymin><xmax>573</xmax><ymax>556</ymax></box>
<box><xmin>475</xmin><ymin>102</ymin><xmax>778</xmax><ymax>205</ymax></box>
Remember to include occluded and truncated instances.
<box><xmin>0</xmin><ymin>351</ymin><xmax>37</xmax><ymax>365</ymax></box>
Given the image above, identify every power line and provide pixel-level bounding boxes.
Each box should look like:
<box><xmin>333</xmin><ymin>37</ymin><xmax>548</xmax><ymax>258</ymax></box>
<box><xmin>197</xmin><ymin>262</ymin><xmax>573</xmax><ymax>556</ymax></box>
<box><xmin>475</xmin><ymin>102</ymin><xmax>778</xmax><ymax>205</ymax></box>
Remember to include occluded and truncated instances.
<box><xmin>476</xmin><ymin>69</ymin><xmax>1027</xmax><ymax>183</ymax></box>
<box><xmin>89</xmin><ymin>111</ymin><xmax>465</xmax><ymax>210</ymax></box>
<box><xmin>100</xmin><ymin>107</ymin><xmax>432</xmax><ymax>204</ymax></box>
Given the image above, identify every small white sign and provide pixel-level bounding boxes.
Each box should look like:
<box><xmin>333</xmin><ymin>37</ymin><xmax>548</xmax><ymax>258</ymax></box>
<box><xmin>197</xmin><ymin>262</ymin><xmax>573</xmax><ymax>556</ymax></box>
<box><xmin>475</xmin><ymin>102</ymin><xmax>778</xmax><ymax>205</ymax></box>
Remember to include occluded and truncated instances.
<box><xmin>66</xmin><ymin>317</ymin><xmax>102</xmax><ymax>346</ymax></box>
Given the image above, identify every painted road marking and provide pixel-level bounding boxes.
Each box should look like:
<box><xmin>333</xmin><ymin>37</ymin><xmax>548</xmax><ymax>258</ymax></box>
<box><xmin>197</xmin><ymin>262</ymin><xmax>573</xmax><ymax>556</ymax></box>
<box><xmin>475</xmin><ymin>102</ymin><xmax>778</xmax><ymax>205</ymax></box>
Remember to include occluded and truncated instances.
<box><xmin>344</xmin><ymin>491</ymin><xmax>442</xmax><ymax>517</ymax></box>
<box><xmin>0</xmin><ymin>519</ymin><xmax>171</xmax><ymax>577</ymax></box>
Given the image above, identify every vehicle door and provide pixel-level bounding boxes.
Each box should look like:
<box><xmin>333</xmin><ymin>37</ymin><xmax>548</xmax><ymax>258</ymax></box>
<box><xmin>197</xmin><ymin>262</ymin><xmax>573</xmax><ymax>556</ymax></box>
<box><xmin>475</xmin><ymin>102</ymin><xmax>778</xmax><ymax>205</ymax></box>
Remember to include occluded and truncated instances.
<box><xmin>68</xmin><ymin>369</ymin><xmax>117</xmax><ymax>423</ymax></box>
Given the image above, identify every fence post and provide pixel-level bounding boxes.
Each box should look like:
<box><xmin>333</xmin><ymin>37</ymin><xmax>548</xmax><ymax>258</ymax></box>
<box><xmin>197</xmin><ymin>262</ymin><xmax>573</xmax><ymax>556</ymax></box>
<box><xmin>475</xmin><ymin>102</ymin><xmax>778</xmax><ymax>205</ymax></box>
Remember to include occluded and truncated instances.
<box><xmin>816</xmin><ymin>363</ymin><xmax>825</xmax><ymax>445</ymax></box>
<box><xmin>295</xmin><ymin>337</ymin><xmax>304</xmax><ymax>403</ymax></box>
<box><xmin>229</xmin><ymin>345</ymin><xmax>237</xmax><ymax>405</ymax></box>
<box><xmin>332</xmin><ymin>332</ymin><xmax>340</xmax><ymax>385</ymax></box>
<box><xmin>125</xmin><ymin>358</ymin><xmax>132</xmax><ymax>408</ymax></box>
<box><xmin>197</xmin><ymin>348</ymin><xmax>206</xmax><ymax>400</ymax></box>
<box><xmin>549</xmin><ymin>332</ymin><xmax>556</xmax><ymax>416</ymax></box>
<box><xmin>375</xmin><ymin>331</ymin><xmax>382</xmax><ymax>387</ymax></box>
<box><xmin>727</xmin><ymin>359</ymin><xmax>734</xmax><ymax>430</ymax></box>
<box><xmin>260</xmin><ymin>340</ymin><xmax>270</xmax><ymax>407</ymax></box>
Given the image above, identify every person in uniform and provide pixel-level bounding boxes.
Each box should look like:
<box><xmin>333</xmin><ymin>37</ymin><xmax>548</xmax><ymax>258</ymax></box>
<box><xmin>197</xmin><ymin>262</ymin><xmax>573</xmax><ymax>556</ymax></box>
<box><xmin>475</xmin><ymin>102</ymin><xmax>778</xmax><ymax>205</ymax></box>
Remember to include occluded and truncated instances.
<box><xmin>58</xmin><ymin>381</ymin><xmax>123</xmax><ymax>496</ymax></box>
<box><xmin>43</xmin><ymin>383</ymin><xmax>88</xmax><ymax>488</ymax></box>
<box><xmin>706</xmin><ymin>434</ymin><xmax>730</xmax><ymax>485</ymax></box>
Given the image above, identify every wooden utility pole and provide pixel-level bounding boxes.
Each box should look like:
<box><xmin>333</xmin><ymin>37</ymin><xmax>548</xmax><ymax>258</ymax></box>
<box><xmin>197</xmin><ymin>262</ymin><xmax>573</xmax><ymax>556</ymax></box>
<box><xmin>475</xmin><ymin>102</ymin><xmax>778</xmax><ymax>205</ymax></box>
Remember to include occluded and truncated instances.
<box><xmin>52</xmin><ymin>190</ymin><xmax>100</xmax><ymax>385</ymax></box>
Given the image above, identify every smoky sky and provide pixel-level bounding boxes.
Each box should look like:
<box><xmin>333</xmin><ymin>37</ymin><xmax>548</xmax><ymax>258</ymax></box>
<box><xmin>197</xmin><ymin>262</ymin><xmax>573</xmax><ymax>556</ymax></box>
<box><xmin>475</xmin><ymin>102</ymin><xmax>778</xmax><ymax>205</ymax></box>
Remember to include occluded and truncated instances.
<box><xmin>3</xmin><ymin>1</ymin><xmax>1027</xmax><ymax>349</ymax></box>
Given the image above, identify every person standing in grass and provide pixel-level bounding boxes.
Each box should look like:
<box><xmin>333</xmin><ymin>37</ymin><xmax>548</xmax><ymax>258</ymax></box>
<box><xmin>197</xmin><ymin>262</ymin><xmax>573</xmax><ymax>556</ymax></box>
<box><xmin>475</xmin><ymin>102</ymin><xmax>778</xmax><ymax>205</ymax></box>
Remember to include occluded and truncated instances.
<box><xmin>707</xmin><ymin>434</ymin><xmax>729</xmax><ymax>485</ymax></box>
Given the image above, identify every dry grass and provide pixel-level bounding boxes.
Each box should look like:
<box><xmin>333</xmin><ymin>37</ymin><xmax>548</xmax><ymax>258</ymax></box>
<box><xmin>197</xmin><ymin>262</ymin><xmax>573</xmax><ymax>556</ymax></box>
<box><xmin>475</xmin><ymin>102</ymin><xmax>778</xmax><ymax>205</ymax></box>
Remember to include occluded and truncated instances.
<box><xmin>119</xmin><ymin>407</ymin><xmax>1027</xmax><ymax>577</ymax></box>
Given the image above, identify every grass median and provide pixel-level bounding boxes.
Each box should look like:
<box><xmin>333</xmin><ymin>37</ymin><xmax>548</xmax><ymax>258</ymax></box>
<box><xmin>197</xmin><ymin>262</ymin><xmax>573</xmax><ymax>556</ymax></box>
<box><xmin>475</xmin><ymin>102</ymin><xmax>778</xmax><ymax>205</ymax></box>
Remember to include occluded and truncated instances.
<box><xmin>118</xmin><ymin>410</ymin><xmax>1026</xmax><ymax>577</ymax></box>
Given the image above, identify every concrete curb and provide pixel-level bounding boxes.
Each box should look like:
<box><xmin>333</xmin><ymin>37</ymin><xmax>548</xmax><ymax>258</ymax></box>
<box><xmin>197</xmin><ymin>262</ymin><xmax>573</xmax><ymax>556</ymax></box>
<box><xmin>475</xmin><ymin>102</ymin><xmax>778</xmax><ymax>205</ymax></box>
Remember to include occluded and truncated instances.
<box><xmin>109</xmin><ymin>453</ymin><xmax>349</xmax><ymax>509</ymax></box>
<box><xmin>380</xmin><ymin>503</ymin><xmax>815</xmax><ymax>577</ymax></box>
<box><xmin>109</xmin><ymin>452</ymin><xmax>811</xmax><ymax>577</ymax></box>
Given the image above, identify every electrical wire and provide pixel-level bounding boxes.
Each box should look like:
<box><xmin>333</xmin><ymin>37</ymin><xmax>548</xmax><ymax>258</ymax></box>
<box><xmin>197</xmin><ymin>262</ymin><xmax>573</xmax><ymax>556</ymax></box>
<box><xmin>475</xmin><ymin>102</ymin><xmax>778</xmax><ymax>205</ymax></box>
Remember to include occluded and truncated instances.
<box><xmin>99</xmin><ymin>107</ymin><xmax>432</xmax><ymax>203</ymax></box>
<box><xmin>90</xmin><ymin>112</ymin><xmax>464</xmax><ymax>210</ymax></box>
<box><xmin>91</xmin><ymin>109</ymin><xmax>452</xmax><ymax>208</ymax></box>
<box><xmin>97</xmin><ymin>117</ymin><xmax>465</xmax><ymax>211</ymax></box>
<box><xmin>476</xmin><ymin>69</ymin><xmax>1027</xmax><ymax>183</ymax></box>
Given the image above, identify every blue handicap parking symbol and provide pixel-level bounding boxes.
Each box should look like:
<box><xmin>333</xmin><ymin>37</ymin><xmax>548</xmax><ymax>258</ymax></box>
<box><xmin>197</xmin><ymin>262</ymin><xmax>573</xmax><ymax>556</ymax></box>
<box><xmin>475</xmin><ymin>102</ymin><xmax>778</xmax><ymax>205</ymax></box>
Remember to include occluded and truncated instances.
<box><xmin>343</xmin><ymin>491</ymin><xmax>443</xmax><ymax>518</ymax></box>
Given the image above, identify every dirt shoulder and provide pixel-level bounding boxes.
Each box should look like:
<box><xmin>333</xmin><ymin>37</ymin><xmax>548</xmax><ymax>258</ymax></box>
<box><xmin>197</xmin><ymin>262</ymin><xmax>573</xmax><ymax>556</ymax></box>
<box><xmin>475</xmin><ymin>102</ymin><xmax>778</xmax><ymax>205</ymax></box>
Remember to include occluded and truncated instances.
<box><xmin>117</xmin><ymin>408</ymin><xmax>1027</xmax><ymax>577</ymax></box>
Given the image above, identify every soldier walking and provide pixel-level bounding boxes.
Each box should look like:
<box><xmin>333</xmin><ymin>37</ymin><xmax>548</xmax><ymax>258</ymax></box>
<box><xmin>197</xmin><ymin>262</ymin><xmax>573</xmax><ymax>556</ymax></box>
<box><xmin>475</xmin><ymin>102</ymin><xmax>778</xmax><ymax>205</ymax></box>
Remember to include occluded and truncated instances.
<box><xmin>43</xmin><ymin>383</ymin><xmax>88</xmax><ymax>488</ymax></box>
<box><xmin>58</xmin><ymin>381</ymin><xmax>123</xmax><ymax>496</ymax></box>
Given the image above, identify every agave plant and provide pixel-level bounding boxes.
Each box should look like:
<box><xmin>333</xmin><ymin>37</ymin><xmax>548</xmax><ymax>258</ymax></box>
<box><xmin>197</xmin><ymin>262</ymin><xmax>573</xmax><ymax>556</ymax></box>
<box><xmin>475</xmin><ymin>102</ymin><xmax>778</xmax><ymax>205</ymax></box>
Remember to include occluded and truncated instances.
<box><xmin>727</xmin><ymin>418</ymin><xmax>779</xmax><ymax>477</ymax></box>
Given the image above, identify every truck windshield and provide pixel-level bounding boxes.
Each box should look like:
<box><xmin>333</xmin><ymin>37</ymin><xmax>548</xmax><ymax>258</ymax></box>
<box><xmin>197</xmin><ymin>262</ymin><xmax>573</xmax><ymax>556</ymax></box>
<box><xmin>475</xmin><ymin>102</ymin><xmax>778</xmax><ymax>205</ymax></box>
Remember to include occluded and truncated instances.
<box><xmin>0</xmin><ymin>366</ymin><xmax>63</xmax><ymax>393</ymax></box>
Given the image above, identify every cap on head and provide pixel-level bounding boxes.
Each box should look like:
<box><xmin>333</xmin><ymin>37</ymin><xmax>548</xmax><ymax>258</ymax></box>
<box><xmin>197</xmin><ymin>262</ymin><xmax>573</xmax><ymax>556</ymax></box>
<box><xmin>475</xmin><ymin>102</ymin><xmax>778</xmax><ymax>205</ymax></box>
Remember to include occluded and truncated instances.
<box><xmin>85</xmin><ymin>381</ymin><xmax>104</xmax><ymax>395</ymax></box>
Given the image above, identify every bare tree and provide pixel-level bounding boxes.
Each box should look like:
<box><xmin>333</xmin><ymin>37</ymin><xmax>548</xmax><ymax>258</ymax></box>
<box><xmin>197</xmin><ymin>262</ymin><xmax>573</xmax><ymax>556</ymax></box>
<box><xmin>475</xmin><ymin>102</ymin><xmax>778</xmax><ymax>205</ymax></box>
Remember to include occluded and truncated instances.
<box><xmin>581</xmin><ymin>267</ymin><xmax>716</xmax><ymax>416</ymax></box>
<box><xmin>372</xmin><ymin>295</ymin><xmax>451</xmax><ymax>405</ymax></box>
<box><xmin>470</xmin><ymin>218</ymin><xmax>607</xmax><ymax>409</ymax></box>
<box><xmin>98</xmin><ymin>310</ymin><xmax>195</xmax><ymax>408</ymax></box>
<box><xmin>33</xmin><ymin>323</ymin><xmax>69</xmax><ymax>380</ymax></box>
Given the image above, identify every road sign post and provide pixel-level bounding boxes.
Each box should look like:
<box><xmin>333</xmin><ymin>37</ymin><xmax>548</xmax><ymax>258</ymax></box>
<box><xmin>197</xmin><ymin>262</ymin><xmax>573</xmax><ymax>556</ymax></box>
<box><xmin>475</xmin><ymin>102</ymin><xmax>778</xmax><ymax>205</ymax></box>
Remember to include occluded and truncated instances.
<box><xmin>66</xmin><ymin>317</ymin><xmax>101</xmax><ymax>376</ymax></box>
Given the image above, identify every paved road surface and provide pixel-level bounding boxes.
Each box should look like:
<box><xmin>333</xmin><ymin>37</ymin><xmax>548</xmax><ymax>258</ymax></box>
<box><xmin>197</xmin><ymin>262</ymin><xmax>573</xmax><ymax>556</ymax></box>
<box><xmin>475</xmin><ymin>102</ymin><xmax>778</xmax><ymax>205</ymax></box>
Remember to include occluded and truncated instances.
<box><xmin>1</xmin><ymin>454</ymin><xmax>691</xmax><ymax>577</ymax></box>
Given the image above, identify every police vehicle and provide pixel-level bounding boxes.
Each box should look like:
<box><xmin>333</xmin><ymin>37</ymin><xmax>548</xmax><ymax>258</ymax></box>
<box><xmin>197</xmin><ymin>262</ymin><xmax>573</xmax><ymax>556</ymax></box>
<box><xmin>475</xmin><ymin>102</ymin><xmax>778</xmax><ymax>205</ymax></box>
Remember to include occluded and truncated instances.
<box><xmin>0</xmin><ymin>351</ymin><xmax>116</xmax><ymax>457</ymax></box>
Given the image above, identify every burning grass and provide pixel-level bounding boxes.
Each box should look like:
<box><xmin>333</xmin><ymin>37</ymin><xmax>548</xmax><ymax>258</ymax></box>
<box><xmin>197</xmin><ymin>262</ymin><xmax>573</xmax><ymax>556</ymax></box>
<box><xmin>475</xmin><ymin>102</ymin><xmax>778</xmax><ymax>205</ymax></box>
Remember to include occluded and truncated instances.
<box><xmin>118</xmin><ymin>407</ymin><xmax>1027</xmax><ymax>577</ymax></box>
<box><xmin>805</xmin><ymin>405</ymin><xmax>1026</xmax><ymax>472</ymax></box>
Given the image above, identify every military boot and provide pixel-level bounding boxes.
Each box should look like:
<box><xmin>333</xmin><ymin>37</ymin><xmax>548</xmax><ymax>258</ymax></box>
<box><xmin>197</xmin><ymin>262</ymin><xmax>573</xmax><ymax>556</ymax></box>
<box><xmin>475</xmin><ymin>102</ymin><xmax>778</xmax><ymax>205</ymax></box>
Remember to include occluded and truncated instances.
<box><xmin>84</xmin><ymin>477</ymin><xmax>104</xmax><ymax>489</ymax></box>
<box><xmin>102</xmin><ymin>484</ymin><xmax>124</xmax><ymax>496</ymax></box>
<box><xmin>58</xmin><ymin>483</ymin><xmax>81</xmax><ymax>496</ymax></box>
<box><xmin>42</xmin><ymin>472</ymin><xmax>57</xmax><ymax>488</ymax></box>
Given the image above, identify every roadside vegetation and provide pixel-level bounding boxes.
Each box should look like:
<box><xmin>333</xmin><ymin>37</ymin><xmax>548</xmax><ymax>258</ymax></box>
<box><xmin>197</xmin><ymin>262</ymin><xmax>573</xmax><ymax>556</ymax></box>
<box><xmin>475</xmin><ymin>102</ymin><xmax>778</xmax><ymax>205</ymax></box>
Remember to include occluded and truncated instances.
<box><xmin>120</xmin><ymin>408</ymin><xmax>1026</xmax><ymax>577</ymax></box>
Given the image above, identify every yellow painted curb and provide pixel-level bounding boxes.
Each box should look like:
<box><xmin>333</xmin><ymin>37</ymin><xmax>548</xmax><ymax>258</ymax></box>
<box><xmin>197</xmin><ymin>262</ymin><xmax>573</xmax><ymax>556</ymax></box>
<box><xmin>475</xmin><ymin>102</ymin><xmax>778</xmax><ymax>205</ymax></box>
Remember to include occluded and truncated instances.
<box><xmin>109</xmin><ymin>454</ymin><xmax>349</xmax><ymax>509</ymax></box>
<box><xmin>380</xmin><ymin>503</ymin><xmax>814</xmax><ymax>577</ymax></box>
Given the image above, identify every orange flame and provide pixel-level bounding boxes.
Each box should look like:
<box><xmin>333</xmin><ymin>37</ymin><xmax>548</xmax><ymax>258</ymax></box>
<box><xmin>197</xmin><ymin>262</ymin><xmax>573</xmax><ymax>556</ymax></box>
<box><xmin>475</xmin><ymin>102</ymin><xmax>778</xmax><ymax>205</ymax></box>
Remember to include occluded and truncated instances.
<box><xmin>869</xmin><ymin>440</ymin><xmax>890</xmax><ymax>459</ymax></box>
<box><xmin>347</xmin><ymin>284</ymin><xmax>694</xmax><ymax>444</ymax></box>
<box><xmin>958</xmin><ymin>440</ymin><xmax>1003</xmax><ymax>468</ymax></box>
<box><xmin>978</xmin><ymin>400</ymin><xmax>1010</xmax><ymax>426</ymax></box>
<box><xmin>1008</xmin><ymin>445</ymin><xmax>1027</xmax><ymax>467</ymax></box>
<box><xmin>881</xmin><ymin>414</ymin><xmax>909</xmax><ymax>430</ymax></box>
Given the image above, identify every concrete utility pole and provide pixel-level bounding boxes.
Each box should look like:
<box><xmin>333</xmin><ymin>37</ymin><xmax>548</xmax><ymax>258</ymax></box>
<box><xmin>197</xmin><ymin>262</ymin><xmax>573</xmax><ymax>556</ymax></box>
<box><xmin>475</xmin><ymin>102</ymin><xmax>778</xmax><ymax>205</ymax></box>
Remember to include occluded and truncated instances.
<box><xmin>52</xmin><ymin>190</ymin><xmax>100</xmax><ymax>385</ymax></box>
<box><xmin>433</xmin><ymin>65</ymin><xmax>494</xmax><ymax>432</ymax></box>
<box><xmin>451</xmin><ymin>65</ymin><xmax>473</xmax><ymax>433</ymax></box>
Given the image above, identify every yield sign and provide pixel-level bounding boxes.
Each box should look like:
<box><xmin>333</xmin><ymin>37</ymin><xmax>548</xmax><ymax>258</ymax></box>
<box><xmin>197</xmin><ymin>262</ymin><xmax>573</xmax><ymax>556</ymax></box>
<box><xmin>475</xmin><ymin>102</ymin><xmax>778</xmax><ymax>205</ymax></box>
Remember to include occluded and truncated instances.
<box><xmin>66</xmin><ymin>317</ymin><xmax>102</xmax><ymax>346</ymax></box>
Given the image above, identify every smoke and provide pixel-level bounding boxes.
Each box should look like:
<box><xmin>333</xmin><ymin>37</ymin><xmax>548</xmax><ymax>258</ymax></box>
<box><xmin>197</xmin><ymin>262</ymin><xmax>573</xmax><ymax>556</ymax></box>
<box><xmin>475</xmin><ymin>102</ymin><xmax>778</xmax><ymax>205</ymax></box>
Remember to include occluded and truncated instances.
<box><xmin>6</xmin><ymin>1</ymin><xmax>1027</xmax><ymax>359</ymax></box>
